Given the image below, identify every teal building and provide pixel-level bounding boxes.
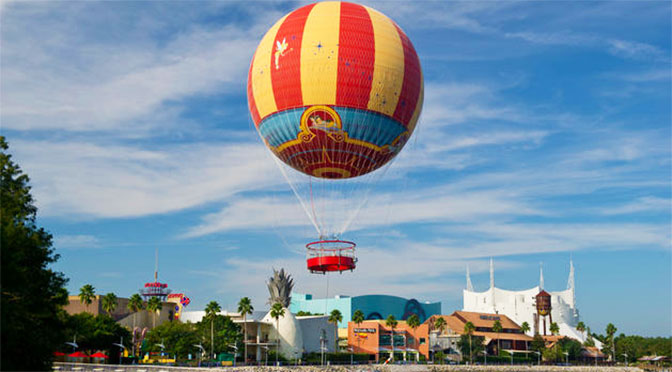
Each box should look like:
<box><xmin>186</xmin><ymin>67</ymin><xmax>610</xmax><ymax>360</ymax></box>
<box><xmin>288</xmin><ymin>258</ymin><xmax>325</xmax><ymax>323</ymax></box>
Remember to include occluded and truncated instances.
<box><xmin>290</xmin><ymin>293</ymin><xmax>441</xmax><ymax>328</ymax></box>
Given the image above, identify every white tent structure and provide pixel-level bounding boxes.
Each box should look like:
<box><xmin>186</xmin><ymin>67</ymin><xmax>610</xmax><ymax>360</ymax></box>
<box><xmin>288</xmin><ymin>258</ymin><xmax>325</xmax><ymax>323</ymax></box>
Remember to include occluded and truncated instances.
<box><xmin>463</xmin><ymin>259</ymin><xmax>600</xmax><ymax>347</ymax></box>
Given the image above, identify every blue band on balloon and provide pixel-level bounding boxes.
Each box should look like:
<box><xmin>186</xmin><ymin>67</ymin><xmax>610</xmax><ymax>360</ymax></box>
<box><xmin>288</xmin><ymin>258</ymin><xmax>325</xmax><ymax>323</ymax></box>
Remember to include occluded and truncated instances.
<box><xmin>258</xmin><ymin>106</ymin><xmax>407</xmax><ymax>149</ymax></box>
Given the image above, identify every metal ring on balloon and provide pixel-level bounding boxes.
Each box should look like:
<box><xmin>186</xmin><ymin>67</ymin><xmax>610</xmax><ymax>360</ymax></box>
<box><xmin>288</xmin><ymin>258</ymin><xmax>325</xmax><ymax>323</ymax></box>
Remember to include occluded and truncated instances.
<box><xmin>305</xmin><ymin>239</ymin><xmax>357</xmax><ymax>274</ymax></box>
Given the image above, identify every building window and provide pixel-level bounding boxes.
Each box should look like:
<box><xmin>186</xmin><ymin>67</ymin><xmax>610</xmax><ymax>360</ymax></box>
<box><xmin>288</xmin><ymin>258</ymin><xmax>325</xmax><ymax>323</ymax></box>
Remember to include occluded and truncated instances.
<box><xmin>379</xmin><ymin>334</ymin><xmax>391</xmax><ymax>346</ymax></box>
<box><xmin>408</xmin><ymin>338</ymin><xmax>415</xmax><ymax>346</ymax></box>
<box><xmin>419</xmin><ymin>338</ymin><xmax>426</xmax><ymax>345</ymax></box>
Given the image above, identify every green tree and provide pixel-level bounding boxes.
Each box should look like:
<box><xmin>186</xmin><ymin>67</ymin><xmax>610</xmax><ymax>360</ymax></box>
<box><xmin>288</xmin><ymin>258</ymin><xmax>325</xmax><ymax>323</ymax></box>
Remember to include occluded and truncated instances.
<box><xmin>352</xmin><ymin>309</ymin><xmax>365</xmax><ymax>352</ymax></box>
<box><xmin>530</xmin><ymin>333</ymin><xmax>546</xmax><ymax>353</ymax></box>
<box><xmin>101</xmin><ymin>292</ymin><xmax>118</xmax><ymax>316</ymax></box>
<box><xmin>550</xmin><ymin>322</ymin><xmax>560</xmax><ymax>335</ymax></box>
<box><xmin>329</xmin><ymin>309</ymin><xmax>343</xmax><ymax>352</ymax></box>
<box><xmin>557</xmin><ymin>336</ymin><xmax>583</xmax><ymax>361</ymax></box>
<box><xmin>584</xmin><ymin>326</ymin><xmax>595</xmax><ymax>346</ymax></box>
<box><xmin>63</xmin><ymin>312</ymin><xmax>131</xmax><ymax>362</ymax></box>
<box><xmin>521</xmin><ymin>321</ymin><xmax>531</xmax><ymax>334</ymax></box>
<box><xmin>1</xmin><ymin>137</ymin><xmax>70</xmax><ymax>371</ymax></box>
<box><xmin>147</xmin><ymin>296</ymin><xmax>162</xmax><ymax>328</ymax></box>
<box><xmin>492</xmin><ymin>320</ymin><xmax>503</xmax><ymax>355</ymax></box>
<box><xmin>543</xmin><ymin>343</ymin><xmax>564</xmax><ymax>362</ymax></box>
<box><xmin>127</xmin><ymin>294</ymin><xmax>144</xmax><ymax>330</ymax></box>
<box><xmin>127</xmin><ymin>294</ymin><xmax>144</xmax><ymax>356</ymax></box>
<box><xmin>464</xmin><ymin>321</ymin><xmax>476</xmax><ymax>363</ymax></box>
<box><xmin>434</xmin><ymin>316</ymin><xmax>447</xmax><ymax>334</ymax></box>
<box><xmin>79</xmin><ymin>284</ymin><xmax>96</xmax><ymax>312</ymax></box>
<box><xmin>407</xmin><ymin>314</ymin><xmax>421</xmax><ymax>362</ymax></box>
<box><xmin>237</xmin><ymin>297</ymin><xmax>254</xmax><ymax>363</ymax></box>
<box><xmin>385</xmin><ymin>315</ymin><xmax>398</xmax><ymax>361</ymax></box>
<box><xmin>195</xmin><ymin>314</ymin><xmax>242</xmax><ymax>360</ymax></box>
<box><xmin>270</xmin><ymin>302</ymin><xmax>285</xmax><ymax>365</ymax></box>
<box><xmin>146</xmin><ymin>320</ymin><xmax>199</xmax><ymax>360</ymax></box>
<box><xmin>603</xmin><ymin>323</ymin><xmax>617</xmax><ymax>361</ymax></box>
<box><xmin>204</xmin><ymin>301</ymin><xmax>221</xmax><ymax>359</ymax></box>
<box><xmin>458</xmin><ymin>334</ymin><xmax>485</xmax><ymax>362</ymax></box>
<box><xmin>576</xmin><ymin>321</ymin><xmax>586</xmax><ymax>339</ymax></box>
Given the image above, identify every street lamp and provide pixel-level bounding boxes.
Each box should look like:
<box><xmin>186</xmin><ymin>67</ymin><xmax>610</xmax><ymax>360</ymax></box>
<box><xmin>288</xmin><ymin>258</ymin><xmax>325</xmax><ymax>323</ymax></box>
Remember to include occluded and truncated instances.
<box><xmin>228</xmin><ymin>344</ymin><xmax>238</xmax><ymax>367</ymax></box>
<box><xmin>347</xmin><ymin>347</ymin><xmax>354</xmax><ymax>365</ymax></box>
<box><xmin>622</xmin><ymin>353</ymin><xmax>628</xmax><ymax>366</ymax></box>
<box><xmin>532</xmin><ymin>350</ymin><xmax>541</xmax><ymax>365</ymax></box>
<box><xmin>112</xmin><ymin>336</ymin><xmax>126</xmax><ymax>365</ymax></box>
<box><xmin>479</xmin><ymin>350</ymin><xmax>487</xmax><ymax>365</ymax></box>
<box><xmin>261</xmin><ymin>346</ymin><xmax>269</xmax><ymax>366</ymax></box>
<box><xmin>506</xmin><ymin>350</ymin><xmax>513</xmax><ymax>365</ymax></box>
<box><xmin>563</xmin><ymin>351</ymin><xmax>569</xmax><ymax>366</ymax></box>
<box><xmin>193</xmin><ymin>344</ymin><xmax>205</xmax><ymax>367</ymax></box>
<box><xmin>65</xmin><ymin>335</ymin><xmax>78</xmax><ymax>353</ymax></box>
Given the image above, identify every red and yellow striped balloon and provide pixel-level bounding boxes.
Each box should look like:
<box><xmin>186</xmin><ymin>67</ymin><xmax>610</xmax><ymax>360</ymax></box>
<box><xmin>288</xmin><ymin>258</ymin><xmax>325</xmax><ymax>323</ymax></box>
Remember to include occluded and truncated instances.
<box><xmin>248</xmin><ymin>1</ymin><xmax>423</xmax><ymax>179</ymax></box>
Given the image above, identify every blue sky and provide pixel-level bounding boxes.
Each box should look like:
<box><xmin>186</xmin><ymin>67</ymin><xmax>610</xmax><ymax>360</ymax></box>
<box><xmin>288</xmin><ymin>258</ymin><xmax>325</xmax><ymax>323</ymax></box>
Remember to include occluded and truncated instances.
<box><xmin>1</xmin><ymin>1</ymin><xmax>669</xmax><ymax>336</ymax></box>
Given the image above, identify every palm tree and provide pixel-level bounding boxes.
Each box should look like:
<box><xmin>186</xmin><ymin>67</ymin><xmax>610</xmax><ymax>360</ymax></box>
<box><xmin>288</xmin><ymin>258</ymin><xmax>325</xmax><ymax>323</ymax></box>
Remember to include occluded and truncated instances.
<box><xmin>204</xmin><ymin>301</ymin><xmax>221</xmax><ymax>360</ymax></box>
<box><xmin>464</xmin><ymin>321</ymin><xmax>475</xmax><ymax>363</ymax></box>
<box><xmin>237</xmin><ymin>297</ymin><xmax>254</xmax><ymax>364</ymax></box>
<box><xmin>576</xmin><ymin>321</ymin><xmax>586</xmax><ymax>340</ymax></box>
<box><xmin>520</xmin><ymin>321</ymin><xmax>530</xmax><ymax>334</ymax></box>
<box><xmin>385</xmin><ymin>315</ymin><xmax>398</xmax><ymax>362</ymax></box>
<box><xmin>492</xmin><ymin>320</ymin><xmax>503</xmax><ymax>356</ymax></box>
<box><xmin>352</xmin><ymin>310</ymin><xmax>365</xmax><ymax>353</ymax></box>
<box><xmin>605</xmin><ymin>323</ymin><xmax>617</xmax><ymax>361</ymax></box>
<box><xmin>147</xmin><ymin>296</ymin><xmax>162</xmax><ymax>328</ymax></box>
<box><xmin>434</xmin><ymin>316</ymin><xmax>447</xmax><ymax>334</ymax></box>
<box><xmin>328</xmin><ymin>309</ymin><xmax>343</xmax><ymax>352</ymax></box>
<box><xmin>270</xmin><ymin>302</ymin><xmax>285</xmax><ymax>366</ymax></box>
<box><xmin>549</xmin><ymin>322</ymin><xmax>560</xmax><ymax>336</ymax></box>
<box><xmin>127</xmin><ymin>294</ymin><xmax>144</xmax><ymax>329</ymax></box>
<box><xmin>127</xmin><ymin>294</ymin><xmax>144</xmax><ymax>356</ymax></box>
<box><xmin>407</xmin><ymin>314</ymin><xmax>420</xmax><ymax>362</ymax></box>
<box><xmin>101</xmin><ymin>292</ymin><xmax>118</xmax><ymax>316</ymax></box>
<box><xmin>78</xmin><ymin>284</ymin><xmax>95</xmax><ymax>313</ymax></box>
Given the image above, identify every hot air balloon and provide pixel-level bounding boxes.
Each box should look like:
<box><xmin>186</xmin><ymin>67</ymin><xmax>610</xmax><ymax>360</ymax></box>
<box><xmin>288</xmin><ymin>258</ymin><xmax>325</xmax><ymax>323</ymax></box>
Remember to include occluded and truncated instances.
<box><xmin>247</xmin><ymin>1</ymin><xmax>423</xmax><ymax>273</ymax></box>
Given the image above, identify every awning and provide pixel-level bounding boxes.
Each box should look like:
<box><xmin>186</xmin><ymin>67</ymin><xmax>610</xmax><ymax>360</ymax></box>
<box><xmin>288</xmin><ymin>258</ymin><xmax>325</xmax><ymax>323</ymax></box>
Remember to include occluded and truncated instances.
<box><xmin>90</xmin><ymin>352</ymin><xmax>109</xmax><ymax>358</ymax></box>
<box><xmin>68</xmin><ymin>351</ymin><xmax>88</xmax><ymax>358</ymax></box>
<box><xmin>53</xmin><ymin>352</ymin><xmax>65</xmax><ymax>356</ymax></box>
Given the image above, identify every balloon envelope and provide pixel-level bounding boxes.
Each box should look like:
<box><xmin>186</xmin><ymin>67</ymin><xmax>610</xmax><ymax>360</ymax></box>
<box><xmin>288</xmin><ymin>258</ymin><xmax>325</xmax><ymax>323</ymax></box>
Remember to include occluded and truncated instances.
<box><xmin>248</xmin><ymin>1</ymin><xmax>423</xmax><ymax>179</ymax></box>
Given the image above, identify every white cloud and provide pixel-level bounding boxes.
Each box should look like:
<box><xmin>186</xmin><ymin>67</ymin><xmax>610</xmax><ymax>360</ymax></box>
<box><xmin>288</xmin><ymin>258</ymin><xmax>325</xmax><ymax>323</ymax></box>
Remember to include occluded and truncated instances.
<box><xmin>54</xmin><ymin>234</ymin><xmax>102</xmax><ymax>249</ymax></box>
<box><xmin>600</xmin><ymin>197</ymin><xmax>670</xmax><ymax>216</ymax></box>
<box><xmin>11</xmin><ymin>139</ymin><xmax>280</xmax><ymax>218</ymax></box>
<box><xmin>0</xmin><ymin>2</ymin><xmax>285</xmax><ymax>133</ymax></box>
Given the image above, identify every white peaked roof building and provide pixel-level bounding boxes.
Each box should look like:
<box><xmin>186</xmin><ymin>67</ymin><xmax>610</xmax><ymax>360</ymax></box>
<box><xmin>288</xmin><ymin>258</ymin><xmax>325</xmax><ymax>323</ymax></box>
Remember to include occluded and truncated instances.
<box><xmin>463</xmin><ymin>259</ymin><xmax>598</xmax><ymax>346</ymax></box>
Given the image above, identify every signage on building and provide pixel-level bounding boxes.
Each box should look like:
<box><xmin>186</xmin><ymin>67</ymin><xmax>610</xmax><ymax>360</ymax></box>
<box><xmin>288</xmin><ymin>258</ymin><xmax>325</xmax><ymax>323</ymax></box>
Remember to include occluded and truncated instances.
<box><xmin>354</xmin><ymin>328</ymin><xmax>376</xmax><ymax>334</ymax></box>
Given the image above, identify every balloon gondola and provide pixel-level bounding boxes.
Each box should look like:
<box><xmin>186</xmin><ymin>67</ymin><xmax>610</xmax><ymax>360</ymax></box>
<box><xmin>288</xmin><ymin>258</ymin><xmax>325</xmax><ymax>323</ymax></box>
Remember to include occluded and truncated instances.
<box><xmin>306</xmin><ymin>239</ymin><xmax>357</xmax><ymax>274</ymax></box>
<box><xmin>247</xmin><ymin>1</ymin><xmax>423</xmax><ymax>273</ymax></box>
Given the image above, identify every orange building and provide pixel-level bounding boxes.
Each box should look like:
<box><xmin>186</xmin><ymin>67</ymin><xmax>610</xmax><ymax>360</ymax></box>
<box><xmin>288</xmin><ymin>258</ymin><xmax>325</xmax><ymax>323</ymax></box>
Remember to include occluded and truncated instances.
<box><xmin>347</xmin><ymin>319</ymin><xmax>429</xmax><ymax>362</ymax></box>
<box><xmin>424</xmin><ymin>311</ymin><xmax>533</xmax><ymax>359</ymax></box>
<box><xmin>347</xmin><ymin>311</ymin><xmax>533</xmax><ymax>362</ymax></box>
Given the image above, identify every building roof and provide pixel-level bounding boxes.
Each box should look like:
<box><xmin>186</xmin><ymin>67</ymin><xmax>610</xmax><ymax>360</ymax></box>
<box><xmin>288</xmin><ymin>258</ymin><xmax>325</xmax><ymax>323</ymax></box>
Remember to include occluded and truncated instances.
<box><xmin>427</xmin><ymin>311</ymin><xmax>533</xmax><ymax>342</ymax></box>
<box><xmin>452</xmin><ymin>311</ymin><xmax>521</xmax><ymax>330</ymax></box>
<box><xmin>536</xmin><ymin>290</ymin><xmax>551</xmax><ymax>297</ymax></box>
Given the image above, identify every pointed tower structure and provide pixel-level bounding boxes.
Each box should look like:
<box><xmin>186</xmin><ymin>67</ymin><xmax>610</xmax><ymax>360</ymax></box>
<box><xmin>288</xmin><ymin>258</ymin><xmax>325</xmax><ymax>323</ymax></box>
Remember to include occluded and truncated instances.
<box><xmin>567</xmin><ymin>258</ymin><xmax>576</xmax><ymax>315</ymax></box>
<box><xmin>539</xmin><ymin>262</ymin><xmax>545</xmax><ymax>290</ymax></box>
<box><xmin>489</xmin><ymin>258</ymin><xmax>496</xmax><ymax>311</ymax></box>
<box><xmin>466</xmin><ymin>265</ymin><xmax>474</xmax><ymax>292</ymax></box>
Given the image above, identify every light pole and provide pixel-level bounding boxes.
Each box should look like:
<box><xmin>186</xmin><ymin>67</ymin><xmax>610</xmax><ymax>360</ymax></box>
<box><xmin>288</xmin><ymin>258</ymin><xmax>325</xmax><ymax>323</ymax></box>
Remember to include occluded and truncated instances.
<box><xmin>347</xmin><ymin>347</ymin><xmax>354</xmax><ymax>365</ymax></box>
<box><xmin>508</xmin><ymin>350</ymin><xmax>513</xmax><ymax>365</ymax></box>
<box><xmin>112</xmin><ymin>336</ymin><xmax>126</xmax><ymax>365</ymax></box>
<box><xmin>65</xmin><ymin>335</ymin><xmax>78</xmax><ymax>353</ymax></box>
<box><xmin>193</xmin><ymin>344</ymin><xmax>205</xmax><ymax>367</ymax></box>
<box><xmin>228</xmin><ymin>344</ymin><xmax>238</xmax><ymax>367</ymax></box>
<box><xmin>480</xmin><ymin>350</ymin><xmax>487</xmax><ymax>366</ymax></box>
<box><xmin>532</xmin><ymin>350</ymin><xmax>540</xmax><ymax>365</ymax></box>
<box><xmin>261</xmin><ymin>346</ymin><xmax>269</xmax><ymax>366</ymax></box>
<box><xmin>563</xmin><ymin>351</ymin><xmax>569</xmax><ymax>366</ymax></box>
<box><xmin>622</xmin><ymin>353</ymin><xmax>628</xmax><ymax>366</ymax></box>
